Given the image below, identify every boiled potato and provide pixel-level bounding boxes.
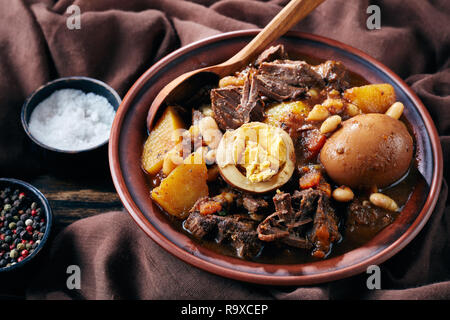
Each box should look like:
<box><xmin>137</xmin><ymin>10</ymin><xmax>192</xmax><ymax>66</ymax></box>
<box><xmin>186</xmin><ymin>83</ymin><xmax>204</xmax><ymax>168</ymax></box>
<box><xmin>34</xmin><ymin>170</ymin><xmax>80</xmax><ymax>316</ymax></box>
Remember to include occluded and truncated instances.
<box><xmin>183</xmin><ymin>147</ymin><xmax>207</xmax><ymax>165</ymax></box>
<box><xmin>151</xmin><ymin>162</ymin><xmax>208</xmax><ymax>218</ymax></box>
<box><xmin>343</xmin><ymin>84</ymin><xmax>396</xmax><ymax>114</ymax></box>
<box><xmin>265</xmin><ymin>101</ymin><xmax>310</xmax><ymax>126</ymax></box>
<box><xmin>142</xmin><ymin>106</ymin><xmax>185</xmax><ymax>175</ymax></box>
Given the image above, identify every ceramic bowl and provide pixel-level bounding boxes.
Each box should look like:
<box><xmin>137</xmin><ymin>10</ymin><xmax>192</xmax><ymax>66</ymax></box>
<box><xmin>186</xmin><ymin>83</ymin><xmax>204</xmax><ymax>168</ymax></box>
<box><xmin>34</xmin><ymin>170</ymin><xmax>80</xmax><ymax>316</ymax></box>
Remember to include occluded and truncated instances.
<box><xmin>0</xmin><ymin>178</ymin><xmax>52</xmax><ymax>272</ymax></box>
<box><xmin>21</xmin><ymin>76</ymin><xmax>121</xmax><ymax>154</ymax></box>
<box><xmin>109</xmin><ymin>30</ymin><xmax>443</xmax><ymax>285</ymax></box>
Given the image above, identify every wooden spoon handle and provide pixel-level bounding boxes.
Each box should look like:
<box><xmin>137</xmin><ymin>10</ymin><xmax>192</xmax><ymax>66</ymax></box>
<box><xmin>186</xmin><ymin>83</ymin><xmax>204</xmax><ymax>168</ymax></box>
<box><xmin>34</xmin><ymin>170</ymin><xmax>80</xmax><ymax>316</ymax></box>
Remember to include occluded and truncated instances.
<box><xmin>222</xmin><ymin>0</ymin><xmax>326</xmax><ymax>69</ymax></box>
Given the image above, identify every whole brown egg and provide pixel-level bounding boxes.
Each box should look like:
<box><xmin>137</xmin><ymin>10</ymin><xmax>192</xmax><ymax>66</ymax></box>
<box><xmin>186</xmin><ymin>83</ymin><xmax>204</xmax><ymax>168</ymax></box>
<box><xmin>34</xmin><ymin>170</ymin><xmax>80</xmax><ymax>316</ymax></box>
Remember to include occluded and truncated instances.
<box><xmin>320</xmin><ymin>113</ymin><xmax>413</xmax><ymax>189</ymax></box>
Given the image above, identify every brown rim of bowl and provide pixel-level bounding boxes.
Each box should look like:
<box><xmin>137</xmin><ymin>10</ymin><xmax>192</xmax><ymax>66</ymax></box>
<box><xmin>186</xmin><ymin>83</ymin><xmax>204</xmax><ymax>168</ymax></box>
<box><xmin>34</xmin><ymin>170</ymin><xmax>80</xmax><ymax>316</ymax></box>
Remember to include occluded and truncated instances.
<box><xmin>109</xmin><ymin>30</ymin><xmax>443</xmax><ymax>286</ymax></box>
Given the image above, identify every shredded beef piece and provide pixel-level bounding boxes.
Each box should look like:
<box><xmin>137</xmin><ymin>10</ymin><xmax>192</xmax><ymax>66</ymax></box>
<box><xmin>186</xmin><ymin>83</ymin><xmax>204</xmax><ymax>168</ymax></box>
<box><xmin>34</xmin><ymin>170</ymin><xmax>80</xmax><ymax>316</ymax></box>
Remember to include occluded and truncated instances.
<box><xmin>215</xmin><ymin>215</ymin><xmax>262</xmax><ymax>258</ymax></box>
<box><xmin>307</xmin><ymin>191</ymin><xmax>341</xmax><ymax>258</ymax></box>
<box><xmin>184</xmin><ymin>210</ymin><xmax>220</xmax><ymax>238</ymax></box>
<box><xmin>313</xmin><ymin>60</ymin><xmax>350</xmax><ymax>91</ymax></box>
<box><xmin>254</xmin><ymin>44</ymin><xmax>288</xmax><ymax>67</ymax></box>
<box><xmin>259</xmin><ymin>60</ymin><xmax>325</xmax><ymax>88</ymax></box>
<box><xmin>257</xmin><ymin>189</ymin><xmax>341</xmax><ymax>256</ymax></box>
<box><xmin>210</xmin><ymin>81</ymin><xmax>264</xmax><ymax>130</ymax></box>
<box><xmin>184</xmin><ymin>211</ymin><xmax>263</xmax><ymax>259</ymax></box>
<box><xmin>249</xmin><ymin>59</ymin><xmax>325</xmax><ymax>102</ymax></box>
<box><xmin>241</xmin><ymin>194</ymin><xmax>269</xmax><ymax>214</ymax></box>
<box><xmin>210</xmin><ymin>86</ymin><xmax>243</xmax><ymax>130</ymax></box>
<box><xmin>251</xmin><ymin>59</ymin><xmax>324</xmax><ymax>102</ymax></box>
<box><xmin>345</xmin><ymin>198</ymin><xmax>396</xmax><ymax>245</ymax></box>
<box><xmin>233</xmin><ymin>193</ymin><xmax>270</xmax><ymax>221</ymax></box>
<box><xmin>257</xmin><ymin>192</ymin><xmax>313</xmax><ymax>249</ymax></box>
<box><xmin>239</xmin><ymin>75</ymin><xmax>265</xmax><ymax>121</ymax></box>
<box><xmin>252</xmin><ymin>74</ymin><xmax>307</xmax><ymax>101</ymax></box>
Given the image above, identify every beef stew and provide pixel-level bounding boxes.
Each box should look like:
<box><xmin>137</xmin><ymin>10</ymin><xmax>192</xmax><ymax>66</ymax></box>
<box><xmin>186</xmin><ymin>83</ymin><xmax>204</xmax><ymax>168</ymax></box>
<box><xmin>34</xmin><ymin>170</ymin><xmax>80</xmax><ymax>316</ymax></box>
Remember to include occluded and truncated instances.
<box><xmin>142</xmin><ymin>45</ymin><xmax>416</xmax><ymax>262</ymax></box>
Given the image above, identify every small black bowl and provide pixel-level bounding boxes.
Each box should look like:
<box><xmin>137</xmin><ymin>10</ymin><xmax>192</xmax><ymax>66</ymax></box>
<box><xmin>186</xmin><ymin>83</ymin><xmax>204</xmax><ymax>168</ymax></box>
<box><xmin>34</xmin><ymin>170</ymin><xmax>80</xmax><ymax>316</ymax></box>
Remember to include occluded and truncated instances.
<box><xmin>21</xmin><ymin>76</ymin><xmax>121</xmax><ymax>154</ymax></box>
<box><xmin>0</xmin><ymin>178</ymin><xmax>52</xmax><ymax>272</ymax></box>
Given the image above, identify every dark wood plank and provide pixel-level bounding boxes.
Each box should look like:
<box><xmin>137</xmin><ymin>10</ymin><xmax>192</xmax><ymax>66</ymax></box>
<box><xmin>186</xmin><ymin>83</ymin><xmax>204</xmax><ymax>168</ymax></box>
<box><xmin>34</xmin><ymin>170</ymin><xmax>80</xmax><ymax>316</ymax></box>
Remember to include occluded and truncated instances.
<box><xmin>29</xmin><ymin>174</ymin><xmax>124</xmax><ymax>233</ymax></box>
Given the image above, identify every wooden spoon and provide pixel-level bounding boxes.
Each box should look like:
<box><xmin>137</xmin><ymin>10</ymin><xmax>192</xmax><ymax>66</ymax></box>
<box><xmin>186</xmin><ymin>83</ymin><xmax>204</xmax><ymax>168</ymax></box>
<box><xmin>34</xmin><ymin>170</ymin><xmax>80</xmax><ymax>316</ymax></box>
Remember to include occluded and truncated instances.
<box><xmin>147</xmin><ymin>0</ymin><xmax>326</xmax><ymax>129</ymax></box>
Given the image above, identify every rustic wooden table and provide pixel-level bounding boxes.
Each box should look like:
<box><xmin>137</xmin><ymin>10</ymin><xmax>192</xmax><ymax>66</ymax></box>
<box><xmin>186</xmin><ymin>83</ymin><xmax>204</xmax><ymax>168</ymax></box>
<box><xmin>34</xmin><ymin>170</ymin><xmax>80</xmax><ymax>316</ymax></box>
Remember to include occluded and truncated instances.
<box><xmin>25</xmin><ymin>147</ymin><xmax>124</xmax><ymax>235</ymax></box>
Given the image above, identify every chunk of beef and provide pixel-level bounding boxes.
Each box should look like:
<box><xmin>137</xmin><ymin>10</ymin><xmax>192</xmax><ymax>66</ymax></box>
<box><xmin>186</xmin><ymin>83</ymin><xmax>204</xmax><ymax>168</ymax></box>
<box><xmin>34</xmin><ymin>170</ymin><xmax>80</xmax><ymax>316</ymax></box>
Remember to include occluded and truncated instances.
<box><xmin>210</xmin><ymin>86</ymin><xmax>243</xmax><ymax>130</ymax></box>
<box><xmin>184</xmin><ymin>211</ymin><xmax>263</xmax><ymax>258</ymax></box>
<box><xmin>238</xmin><ymin>194</ymin><xmax>269</xmax><ymax>221</ymax></box>
<box><xmin>257</xmin><ymin>189</ymin><xmax>341</xmax><ymax>257</ymax></box>
<box><xmin>252</xmin><ymin>74</ymin><xmax>307</xmax><ymax>101</ymax></box>
<box><xmin>250</xmin><ymin>60</ymin><xmax>324</xmax><ymax>101</ymax></box>
<box><xmin>254</xmin><ymin>44</ymin><xmax>288</xmax><ymax>67</ymax></box>
<box><xmin>313</xmin><ymin>60</ymin><xmax>350</xmax><ymax>91</ymax></box>
<box><xmin>210</xmin><ymin>81</ymin><xmax>264</xmax><ymax>130</ymax></box>
<box><xmin>239</xmin><ymin>75</ymin><xmax>265</xmax><ymax>121</ymax></box>
<box><xmin>259</xmin><ymin>60</ymin><xmax>324</xmax><ymax>88</ymax></box>
<box><xmin>184</xmin><ymin>210</ymin><xmax>219</xmax><ymax>239</ymax></box>
<box><xmin>215</xmin><ymin>215</ymin><xmax>263</xmax><ymax>258</ymax></box>
<box><xmin>345</xmin><ymin>198</ymin><xmax>396</xmax><ymax>245</ymax></box>
<box><xmin>307</xmin><ymin>191</ymin><xmax>341</xmax><ymax>258</ymax></box>
<box><xmin>257</xmin><ymin>192</ymin><xmax>313</xmax><ymax>249</ymax></box>
<box><xmin>240</xmin><ymin>194</ymin><xmax>269</xmax><ymax>214</ymax></box>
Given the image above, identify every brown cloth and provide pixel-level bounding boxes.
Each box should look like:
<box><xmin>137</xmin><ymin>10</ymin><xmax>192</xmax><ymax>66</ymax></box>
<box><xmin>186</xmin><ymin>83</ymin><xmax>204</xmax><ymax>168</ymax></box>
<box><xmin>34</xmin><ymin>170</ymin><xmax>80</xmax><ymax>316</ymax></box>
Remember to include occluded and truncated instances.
<box><xmin>0</xmin><ymin>0</ymin><xmax>448</xmax><ymax>299</ymax></box>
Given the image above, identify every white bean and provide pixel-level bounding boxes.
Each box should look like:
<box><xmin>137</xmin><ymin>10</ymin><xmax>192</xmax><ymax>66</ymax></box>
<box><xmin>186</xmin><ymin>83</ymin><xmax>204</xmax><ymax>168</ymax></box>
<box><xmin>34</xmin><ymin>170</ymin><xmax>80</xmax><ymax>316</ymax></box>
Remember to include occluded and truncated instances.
<box><xmin>332</xmin><ymin>186</ymin><xmax>354</xmax><ymax>202</ymax></box>
<box><xmin>385</xmin><ymin>102</ymin><xmax>404</xmax><ymax>119</ymax></box>
<box><xmin>307</xmin><ymin>88</ymin><xmax>319</xmax><ymax>99</ymax></box>
<box><xmin>199</xmin><ymin>116</ymin><xmax>222</xmax><ymax>149</ymax></box>
<box><xmin>369</xmin><ymin>193</ymin><xmax>399</xmax><ymax>212</ymax></box>
<box><xmin>320</xmin><ymin>115</ymin><xmax>342</xmax><ymax>134</ymax></box>
<box><xmin>307</xmin><ymin>105</ymin><xmax>330</xmax><ymax>121</ymax></box>
<box><xmin>205</xmin><ymin>149</ymin><xmax>217</xmax><ymax>165</ymax></box>
<box><xmin>162</xmin><ymin>146</ymin><xmax>183</xmax><ymax>176</ymax></box>
<box><xmin>200</xmin><ymin>105</ymin><xmax>214</xmax><ymax>118</ymax></box>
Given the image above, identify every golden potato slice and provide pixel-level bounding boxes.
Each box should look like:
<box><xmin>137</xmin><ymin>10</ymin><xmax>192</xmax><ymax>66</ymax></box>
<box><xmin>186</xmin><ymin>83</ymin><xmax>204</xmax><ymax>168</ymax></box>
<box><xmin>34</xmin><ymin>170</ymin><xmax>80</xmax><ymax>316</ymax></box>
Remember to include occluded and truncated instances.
<box><xmin>142</xmin><ymin>106</ymin><xmax>185</xmax><ymax>175</ymax></box>
<box><xmin>343</xmin><ymin>84</ymin><xmax>396</xmax><ymax>114</ymax></box>
<box><xmin>265</xmin><ymin>101</ymin><xmax>310</xmax><ymax>126</ymax></box>
<box><xmin>151</xmin><ymin>163</ymin><xmax>208</xmax><ymax>218</ymax></box>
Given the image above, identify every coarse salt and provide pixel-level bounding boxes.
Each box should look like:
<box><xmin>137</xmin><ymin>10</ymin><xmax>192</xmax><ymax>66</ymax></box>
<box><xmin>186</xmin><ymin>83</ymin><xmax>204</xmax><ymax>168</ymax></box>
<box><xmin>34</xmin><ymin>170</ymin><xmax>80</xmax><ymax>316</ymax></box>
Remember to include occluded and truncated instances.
<box><xmin>28</xmin><ymin>89</ymin><xmax>116</xmax><ymax>151</ymax></box>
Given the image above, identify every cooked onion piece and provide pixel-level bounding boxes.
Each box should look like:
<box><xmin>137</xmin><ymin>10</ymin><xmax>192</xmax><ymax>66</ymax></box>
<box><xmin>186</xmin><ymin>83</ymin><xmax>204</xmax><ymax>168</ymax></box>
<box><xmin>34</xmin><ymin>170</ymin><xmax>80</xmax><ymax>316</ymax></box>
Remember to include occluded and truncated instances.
<box><xmin>216</xmin><ymin>122</ymin><xmax>295</xmax><ymax>193</ymax></box>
